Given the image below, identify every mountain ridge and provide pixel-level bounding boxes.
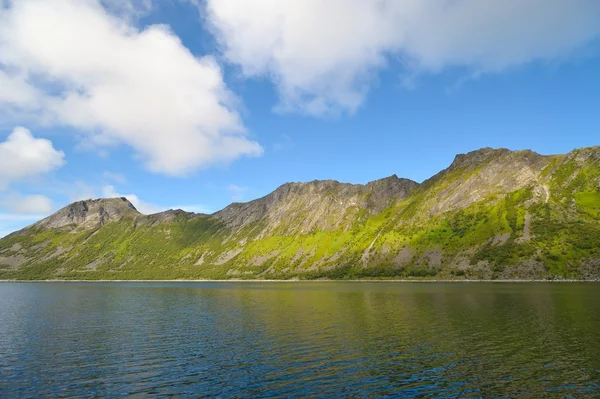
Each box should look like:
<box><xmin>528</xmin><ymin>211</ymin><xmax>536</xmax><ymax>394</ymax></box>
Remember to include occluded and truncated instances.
<box><xmin>1</xmin><ymin>145</ymin><xmax>599</xmax><ymax>280</ymax></box>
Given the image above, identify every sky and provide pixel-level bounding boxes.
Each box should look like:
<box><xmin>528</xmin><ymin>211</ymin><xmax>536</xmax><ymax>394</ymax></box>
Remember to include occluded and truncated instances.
<box><xmin>0</xmin><ymin>0</ymin><xmax>599</xmax><ymax>237</ymax></box>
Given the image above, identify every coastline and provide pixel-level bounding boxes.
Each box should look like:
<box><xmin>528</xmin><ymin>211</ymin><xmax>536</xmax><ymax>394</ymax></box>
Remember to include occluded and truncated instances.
<box><xmin>0</xmin><ymin>279</ymin><xmax>598</xmax><ymax>283</ymax></box>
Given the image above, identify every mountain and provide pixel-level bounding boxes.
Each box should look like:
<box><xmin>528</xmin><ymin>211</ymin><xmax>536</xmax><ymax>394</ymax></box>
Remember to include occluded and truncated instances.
<box><xmin>1</xmin><ymin>146</ymin><xmax>599</xmax><ymax>280</ymax></box>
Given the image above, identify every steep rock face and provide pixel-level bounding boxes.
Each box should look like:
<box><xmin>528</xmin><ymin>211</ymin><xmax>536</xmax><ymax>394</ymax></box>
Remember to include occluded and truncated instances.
<box><xmin>33</xmin><ymin>198</ymin><xmax>140</xmax><ymax>230</ymax></box>
<box><xmin>1</xmin><ymin>146</ymin><xmax>599</xmax><ymax>281</ymax></box>
<box><xmin>142</xmin><ymin>209</ymin><xmax>200</xmax><ymax>226</ymax></box>
<box><xmin>214</xmin><ymin>176</ymin><xmax>419</xmax><ymax>235</ymax></box>
<box><xmin>417</xmin><ymin>148</ymin><xmax>550</xmax><ymax>216</ymax></box>
<box><xmin>364</xmin><ymin>175</ymin><xmax>420</xmax><ymax>212</ymax></box>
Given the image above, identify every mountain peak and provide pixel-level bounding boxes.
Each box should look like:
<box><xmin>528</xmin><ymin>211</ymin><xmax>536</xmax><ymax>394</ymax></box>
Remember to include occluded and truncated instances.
<box><xmin>364</xmin><ymin>175</ymin><xmax>420</xmax><ymax>211</ymax></box>
<box><xmin>144</xmin><ymin>209</ymin><xmax>199</xmax><ymax>225</ymax></box>
<box><xmin>565</xmin><ymin>145</ymin><xmax>600</xmax><ymax>162</ymax></box>
<box><xmin>365</xmin><ymin>174</ymin><xmax>417</xmax><ymax>187</ymax></box>
<box><xmin>214</xmin><ymin>175</ymin><xmax>419</xmax><ymax>231</ymax></box>
<box><xmin>33</xmin><ymin>197</ymin><xmax>140</xmax><ymax>230</ymax></box>
<box><xmin>449</xmin><ymin>148</ymin><xmax>510</xmax><ymax>170</ymax></box>
<box><xmin>2</xmin><ymin>145</ymin><xmax>600</xmax><ymax>281</ymax></box>
<box><xmin>445</xmin><ymin>147</ymin><xmax>551</xmax><ymax>174</ymax></box>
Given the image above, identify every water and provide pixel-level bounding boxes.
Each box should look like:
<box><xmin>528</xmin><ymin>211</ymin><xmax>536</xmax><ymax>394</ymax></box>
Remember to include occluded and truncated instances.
<box><xmin>0</xmin><ymin>282</ymin><xmax>599</xmax><ymax>398</ymax></box>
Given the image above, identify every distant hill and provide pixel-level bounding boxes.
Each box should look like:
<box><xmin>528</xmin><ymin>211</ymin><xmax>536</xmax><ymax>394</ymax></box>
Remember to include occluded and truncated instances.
<box><xmin>1</xmin><ymin>146</ymin><xmax>599</xmax><ymax>280</ymax></box>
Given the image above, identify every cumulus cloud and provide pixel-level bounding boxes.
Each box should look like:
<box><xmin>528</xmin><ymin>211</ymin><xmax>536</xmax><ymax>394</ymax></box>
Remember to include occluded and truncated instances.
<box><xmin>100</xmin><ymin>0</ymin><xmax>152</xmax><ymax>20</ymax></box>
<box><xmin>0</xmin><ymin>192</ymin><xmax>54</xmax><ymax>237</ymax></box>
<box><xmin>65</xmin><ymin>181</ymin><xmax>97</xmax><ymax>203</ymax></box>
<box><xmin>1</xmin><ymin>194</ymin><xmax>53</xmax><ymax>214</ymax></box>
<box><xmin>0</xmin><ymin>0</ymin><xmax>263</xmax><ymax>175</ymax></box>
<box><xmin>0</xmin><ymin>70</ymin><xmax>44</xmax><ymax>109</ymax></box>
<box><xmin>0</xmin><ymin>127</ymin><xmax>65</xmax><ymax>188</ymax></box>
<box><xmin>205</xmin><ymin>0</ymin><xmax>600</xmax><ymax>115</ymax></box>
<box><xmin>101</xmin><ymin>184</ymin><xmax>210</xmax><ymax>214</ymax></box>
<box><xmin>0</xmin><ymin>212</ymin><xmax>48</xmax><ymax>238</ymax></box>
<box><xmin>102</xmin><ymin>184</ymin><xmax>162</xmax><ymax>214</ymax></box>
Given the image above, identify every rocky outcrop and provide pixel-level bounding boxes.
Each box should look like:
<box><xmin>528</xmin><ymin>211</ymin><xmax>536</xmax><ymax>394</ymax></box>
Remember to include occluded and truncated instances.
<box><xmin>214</xmin><ymin>176</ymin><xmax>419</xmax><ymax>234</ymax></box>
<box><xmin>418</xmin><ymin>148</ymin><xmax>550</xmax><ymax>216</ymax></box>
<box><xmin>33</xmin><ymin>197</ymin><xmax>140</xmax><ymax>230</ymax></box>
<box><xmin>142</xmin><ymin>209</ymin><xmax>200</xmax><ymax>226</ymax></box>
<box><xmin>1</xmin><ymin>146</ymin><xmax>599</xmax><ymax>280</ymax></box>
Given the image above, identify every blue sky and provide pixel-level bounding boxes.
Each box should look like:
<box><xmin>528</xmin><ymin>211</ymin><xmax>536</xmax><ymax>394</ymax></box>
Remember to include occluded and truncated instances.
<box><xmin>1</xmin><ymin>0</ymin><xmax>599</xmax><ymax>237</ymax></box>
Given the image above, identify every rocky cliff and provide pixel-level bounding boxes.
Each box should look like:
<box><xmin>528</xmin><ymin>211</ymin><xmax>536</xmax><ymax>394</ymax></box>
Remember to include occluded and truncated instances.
<box><xmin>1</xmin><ymin>146</ymin><xmax>599</xmax><ymax>280</ymax></box>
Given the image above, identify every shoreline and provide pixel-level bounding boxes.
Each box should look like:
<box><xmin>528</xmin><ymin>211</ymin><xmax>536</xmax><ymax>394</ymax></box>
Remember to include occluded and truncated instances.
<box><xmin>0</xmin><ymin>279</ymin><xmax>598</xmax><ymax>283</ymax></box>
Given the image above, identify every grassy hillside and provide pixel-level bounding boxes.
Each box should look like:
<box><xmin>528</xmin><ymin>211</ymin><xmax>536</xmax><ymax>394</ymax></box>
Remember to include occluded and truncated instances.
<box><xmin>1</xmin><ymin>147</ymin><xmax>599</xmax><ymax>280</ymax></box>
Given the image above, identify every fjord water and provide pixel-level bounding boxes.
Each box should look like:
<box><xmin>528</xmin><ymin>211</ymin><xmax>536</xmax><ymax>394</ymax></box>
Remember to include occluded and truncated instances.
<box><xmin>0</xmin><ymin>283</ymin><xmax>599</xmax><ymax>397</ymax></box>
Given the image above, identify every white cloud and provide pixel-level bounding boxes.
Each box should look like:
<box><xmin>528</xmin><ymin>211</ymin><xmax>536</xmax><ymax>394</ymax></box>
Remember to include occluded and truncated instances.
<box><xmin>0</xmin><ymin>192</ymin><xmax>53</xmax><ymax>237</ymax></box>
<box><xmin>66</xmin><ymin>181</ymin><xmax>97</xmax><ymax>202</ymax></box>
<box><xmin>100</xmin><ymin>0</ymin><xmax>152</xmax><ymax>20</ymax></box>
<box><xmin>0</xmin><ymin>70</ymin><xmax>44</xmax><ymax>109</ymax></box>
<box><xmin>0</xmin><ymin>0</ymin><xmax>263</xmax><ymax>175</ymax></box>
<box><xmin>1</xmin><ymin>194</ymin><xmax>53</xmax><ymax>214</ymax></box>
<box><xmin>205</xmin><ymin>0</ymin><xmax>600</xmax><ymax>115</ymax></box>
<box><xmin>0</xmin><ymin>213</ymin><xmax>47</xmax><ymax>238</ymax></box>
<box><xmin>101</xmin><ymin>184</ymin><xmax>210</xmax><ymax>214</ymax></box>
<box><xmin>102</xmin><ymin>184</ymin><xmax>162</xmax><ymax>214</ymax></box>
<box><xmin>0</xmin><ymin>127</ymin><xmax>65</xmax><ymax>188</ymax></box>
<box><xmin>0</xmin><ymin>212</ymin><xmax>49</xmax><ymax>221</ymax></box>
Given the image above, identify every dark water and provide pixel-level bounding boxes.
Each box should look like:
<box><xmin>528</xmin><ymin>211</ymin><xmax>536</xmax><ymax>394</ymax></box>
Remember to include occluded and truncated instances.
<box><xmin>1</xmin><ymin>282</ymin><xmax>599</xmax><ymax>398</ymax></box>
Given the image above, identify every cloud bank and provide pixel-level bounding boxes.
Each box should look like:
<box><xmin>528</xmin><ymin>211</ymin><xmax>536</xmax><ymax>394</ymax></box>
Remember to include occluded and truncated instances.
<box><xmin>205</xmin><ymin>0</ymin><xmax>600</xmax><ymax>115</ymax></box>
<box><xmin>1</xmin><ymin>193</ymin><xmax>53</xmax><ymax>214</ymax></box>
<box><xmin>102</xmin><ymin>184</ymin><xmax>162</xmax><ymax>215</ymax></box>
<box><xmin>101</xmin><ymin>184</ymin><xmax>210</xmax><ymax>215</ymax></box>
<box><xmin>0</xmin><ymin>0</ymin><xmax>263</xmax><ymax>175</ymax></box>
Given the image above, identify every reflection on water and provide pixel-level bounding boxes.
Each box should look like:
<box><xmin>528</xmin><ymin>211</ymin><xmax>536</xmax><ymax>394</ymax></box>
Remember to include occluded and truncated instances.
<box><xmin>0</xmin><ymin>282</ymin><xmax>599</xmax><ymax>397</ymax></box>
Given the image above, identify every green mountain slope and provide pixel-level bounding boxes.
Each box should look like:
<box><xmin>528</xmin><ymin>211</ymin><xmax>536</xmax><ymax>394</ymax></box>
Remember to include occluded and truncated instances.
<box><xmin>1</xmin><ymin>146</ymin><xmax>599</xmax><ymax>280</ymax></box>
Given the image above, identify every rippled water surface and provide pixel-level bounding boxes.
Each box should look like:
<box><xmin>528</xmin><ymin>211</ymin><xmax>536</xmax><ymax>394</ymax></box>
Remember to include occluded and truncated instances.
<box><xmin>1</xmin><ymin>282</ymin><xmax>599</xmax><ymax>397</ymax></box>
